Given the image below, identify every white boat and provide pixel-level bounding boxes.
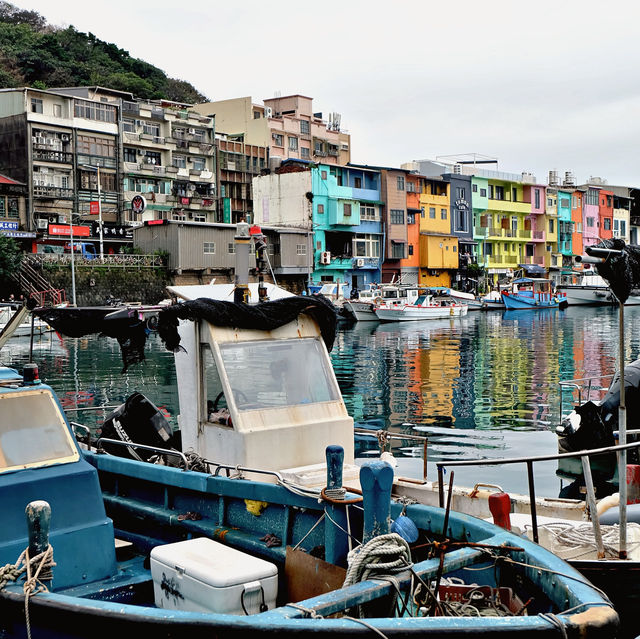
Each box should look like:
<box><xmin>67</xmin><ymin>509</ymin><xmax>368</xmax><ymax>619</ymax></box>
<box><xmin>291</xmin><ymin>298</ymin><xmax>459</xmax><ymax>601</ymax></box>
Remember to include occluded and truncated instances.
<box><xmin>0</xmin><ymin>305</ymin><xmax>51</xmax><ymax>338</ymax></box>
<box><xmin>557</xmin><ymin>271</ymin><xmax>640</xmax><ymax>306</ymax></box>
<box><xmin>343</xmin><ymin>283</ymin><xmax>421</xmax><ymax>321</ymax></box>
<box><xmin>375</xmin><ymin>291</ymin><xmax>469</xmax><ymax>322</ymax></box>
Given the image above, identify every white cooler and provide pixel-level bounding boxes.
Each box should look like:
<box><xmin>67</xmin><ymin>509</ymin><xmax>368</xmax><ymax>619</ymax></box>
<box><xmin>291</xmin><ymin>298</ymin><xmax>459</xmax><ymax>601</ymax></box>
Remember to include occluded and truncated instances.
<box><xmin>150</xmin><ymin>537</ymin><xmax>278</xmax><ymax>615</ymax></box>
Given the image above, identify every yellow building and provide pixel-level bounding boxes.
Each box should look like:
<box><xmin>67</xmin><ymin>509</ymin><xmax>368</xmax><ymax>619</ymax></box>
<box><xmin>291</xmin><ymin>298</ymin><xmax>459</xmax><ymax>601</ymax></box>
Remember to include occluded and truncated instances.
<box><xmin>418</xmin><ymin>178</ymin><xmax>456</xmax><ymax>286</ymax></box>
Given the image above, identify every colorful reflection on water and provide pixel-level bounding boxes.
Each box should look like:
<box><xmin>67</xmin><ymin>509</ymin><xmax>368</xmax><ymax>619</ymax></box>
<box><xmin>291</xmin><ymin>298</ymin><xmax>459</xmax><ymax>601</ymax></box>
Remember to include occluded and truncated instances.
<box><xmin>1</xmin><ymin>305</ymin><xmax>635</xmax><ymax>495</ymax></box>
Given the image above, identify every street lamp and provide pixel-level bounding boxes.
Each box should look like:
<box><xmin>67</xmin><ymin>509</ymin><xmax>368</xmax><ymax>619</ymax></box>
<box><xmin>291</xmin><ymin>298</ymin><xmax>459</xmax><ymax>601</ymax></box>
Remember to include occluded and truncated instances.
<box><xmin>81</xmin><ymin>164</ymin><xmax>103</xmax><ymax>261</ymax></box>
<box><xmin>69</xmin><ymin>213</ymin><xmax>77</xmax><ymax>306</ymax></box>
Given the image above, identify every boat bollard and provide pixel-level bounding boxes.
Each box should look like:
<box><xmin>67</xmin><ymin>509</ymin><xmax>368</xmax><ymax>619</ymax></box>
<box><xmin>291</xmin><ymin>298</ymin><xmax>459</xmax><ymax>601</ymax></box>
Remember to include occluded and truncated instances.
<box><xmin>324</xmin><ymin>445</ymin><xmax>348</xmax><ymax>563</ymax></box>
<box><xmin>25</xmin><ymin>500</ymin><xmax>53</xmax><ymax>584</ymax></box>
<box><xmin>360</xmin><ymin>460</ymin><xmax>394</xmax><ymax>544</ymax></box>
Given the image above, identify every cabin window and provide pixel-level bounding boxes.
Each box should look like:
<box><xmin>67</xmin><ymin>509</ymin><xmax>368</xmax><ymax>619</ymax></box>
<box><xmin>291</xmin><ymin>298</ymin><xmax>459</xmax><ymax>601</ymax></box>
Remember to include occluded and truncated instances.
<box><xmin>0</xmin><ymin>390</ymin><xmax>79</xmax><ymax>472</ymax></box>
<box><xmin>201</xmin><ymin>344</ymin><xmax>229</xmax><ymax>426</ymax></box>
<box><xmin>218</xmin><ymin>338</ymin><xmax>339</xmax><ymax>410</ymax></box>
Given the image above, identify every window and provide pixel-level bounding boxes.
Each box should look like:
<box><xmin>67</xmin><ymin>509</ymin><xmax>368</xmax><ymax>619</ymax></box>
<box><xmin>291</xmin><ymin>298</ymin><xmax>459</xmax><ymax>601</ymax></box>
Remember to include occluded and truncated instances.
<box><xmin>77</xmin><ymin>135</ymin><xmax>116</xmax><ymax>158</ymax></box>
<box><xmin>143</xmin><ymin>150</ymin><xmax>161</xmax><ymax>165</ymax></box>
<box><xmin>420</xmin><ymin>208</ymin><xmax>425</xmax><ymax>218</ymax></box>
<box><xmin>300</xmin><ymin>120</ymin><xmax>310</xmax><ymax>134</ymax></box>
<box><xmin>621</xmin><ymin>220</ymin><xmax>626</xmax><ymax>236</ymax></box>
<box><xmin>549</xmin><ymin>219</ymin><xmax>554</xmax><ymax>233</ymax></box>
<box><xmin>273</xmin><ymin>134</ymin><xmax>284</xmax><ymax>146</ymax></box>
<box><xmin>296</xmin><ymin>244</ymin><xmax>307</xmax><ymax>255</ymax></box>
<box><xmin>472</xmin><ymin>184</ymin><xmax>478</xmax><ymax>193</ymax></box>
<box><xmin>314</xmin><ymin>140</ymin><xmax>324</xmax><ymax>154</ymax></box>
<box><xmin>604</xmin><ymin>218</ymin><xmax>611</xmax><ymax>230</ymax></box>
<box><xmin>122</xmin><ymin>118</ymin><xmax>136</xmax><ymax>133</ymax></box>
<box><xmin>228</xmin><ymin>243</ymin><xmax>235</xmax><ymax>254</ymax></box>
<box><xmin>253</xmin><ymin>111</ymin><xmax>261</xmax><ymax>119</ymax></box>
<box><xmin>546</xmin><ymin>244</ymin><xmax>551</xmax><ymax>252</ymax></box>
<box><xmin>397</xmin><ymin>176</ymin><xmax>405</xmax><ymax>191</ymax></box>
<box><xmin>74</xmin><ymin>99</ymin><xmax>116</xmax><ymax>123</ymax></box>
<box><xmin>123</xmin><ymin>147</ymin><xmax>137</xmax><ymax>163</ymax></box>
<box><xmin>441</xmin><ymin>208</ymin><xmax>447</xmax><ymax>220</ymax></box>
<box><xmin>353</xmin><ymin>234</ymin><xmax>380</xmax><ymax>258</ymax></box>
<box><xmin>512</xmin><ymin>187</ymin><xmax>517</xmax><ymax>202</ymax></box>
<box><xmin>321</xmin><ymin>170</ymin><xmax>327</xmax><ymax>180</ymax></box>
<box><xmin>495</xmin><ymin>185</ymin><xmax>504</xmax><ymax>200</ymax></box>
<box><xmin>391</xmin><ymin>243</ymin><xmax>405</xmax><ymax>259</ymax></box>
<box><xmin>53</xmin><ymin>104</ymin><xmax>62</xmax><ymax>117</ymax></box>
<box><xmin>429</xmin><ymin>207</ymin><xmax>436</xmax><ymax>219</ymax></box>
<box><xmin>534</xmin><ymin>189</ymin><xmax>541</xmax><ymax>209</ymax></box>
<box><xmin>488</xmin><ymin>185</ymin><xmax>494</xmax><ymax>199</ymax></box>
<box><xmin>587</xmin><ymin>217</ymin><xmax>594</xmax><ymax>227</ymax></box>
<box><xmin>480</xmin><ymin>188</ymin><xmax>487</xmax><ymax>197</ymax></box>
<box><xmin>317</xmin><ymin>204</ymin><xmax>325</xmax><ymax>214</ymax></box>
<box><xmin>390</xmin><ymin>209</ymin><xmax>404</xmax><ymax>224</ymax></box>
<box><xmin>31</xmin><ymin>98</ymin><xmax>43</xmax><ymax>113</ymax></box>
<box><xmin>343</xmin><ymin>203</ymin><xmax>352</xmax><ymax>216</ymax></box>
<box><xmin>606</xmin><ymin>195</ymin><xmax>612</xmax><ymax>207</ymax></box>
<box><xmin>577</xmin><ymin>222</ymin><xmax>582</xmax><ymax>232</ymax></box>
<box><xmin>173</xmin><ymin>154</ymin><xmax>187</xmax><ymax>168</ymax></box>
<box><xmin>289</xmin><ymin>136</ymin><xmax>298</xmax><ymax>151</ymax></box>
<box><xmin>455</xmin><ymin>210</ymin><xmax>468</xmax><ymax>232</ymax></box>
<box><xmin>456</xmin><ymin>187</ymin><xmax>465</xmax><ymax>200</ymax></box>
<box><xmin>301</xmin><ymin>147</ymin><xmax>310</xmax><ymax>159</ymax></box>
<box><xmin>354</xmin><ymin>177</ymin><xmax>362</xmax><ymax>189</ymax></box>
<box><xmin>192</xmin><ymin>157</ymin><xmax>206</xmax><ymax>171</ymax></box>
<box><xmin>484</xmin><ymin>243</ymin><xmax>493</xmax><ymax>256</ymax></box>
<box><xmin>572</xmin><ymin>196</ymin><xmax>578</xmax><ymax>209</ymax></box>
<box><xmin>361</xmin><ymin>205</ymin><xmax>378</xmax><ymax>221</ymax></box>
<box><xmin>408</xmin><ymin>244</ymin><xmax>414</xmax><ymax>256</ymax></box>
<box><xmin>203</xmin><ymin>242</ymin><xmax>215</xmax><ymax>254</ymax></box>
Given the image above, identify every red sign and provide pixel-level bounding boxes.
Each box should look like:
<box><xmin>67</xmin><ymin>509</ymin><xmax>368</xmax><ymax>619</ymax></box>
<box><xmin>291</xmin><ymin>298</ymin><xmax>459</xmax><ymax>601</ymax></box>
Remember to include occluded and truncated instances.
<box><xmin>249</xmin><ymin>224</ymin><xmax>263</xmax><ymax>236</ymax></box>
<box><xmin>49</xmin><ymin>224</ymin><xmax>91</xmax><ymax>237</ymax></box>
<box><xmin>131</xmin><ymin>194</ymin><xmax>147</xmax><ymax>214</ymax></box>
<box><xmin>180</xmin><ymin>197</ymin><xmax>190</xmax><ymax>205</ymax></box>
<box><xmin>89</xmin><ymin>201</ymin><xmax>100</xmax><ymax>215</ymax></box>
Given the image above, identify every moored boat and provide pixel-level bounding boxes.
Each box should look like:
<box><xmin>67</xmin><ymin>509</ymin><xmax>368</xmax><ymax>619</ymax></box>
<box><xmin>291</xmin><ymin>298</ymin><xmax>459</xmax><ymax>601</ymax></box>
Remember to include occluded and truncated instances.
<box><xmin>557</xmin><ymin>271</ymin><xmax>640</xmax><ymax>306</ymax></box>
<box><xmin>375</xmin><ymin>292</ymin><xmax>468</xmax><ymax>322</ymax></box>
<box><xmin>501</xmin><ymin>278</ymin><xmax>568</xmax><ymax>310</ymax></box>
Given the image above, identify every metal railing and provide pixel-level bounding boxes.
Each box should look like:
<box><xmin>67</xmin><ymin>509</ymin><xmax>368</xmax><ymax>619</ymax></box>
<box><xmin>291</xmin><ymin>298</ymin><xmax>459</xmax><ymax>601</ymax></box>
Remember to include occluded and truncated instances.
<box><xmin>435</xmin><ymin>439</ymin><xmax>640</xmax><ymax>545</ymax></box>
<box><xmin>96</xmin><ymin>437</ymin><xmax>190</xmax><ymax>470</ymax></box>
<box><xmin>28</xmin><ymin>254</ymin><xmax>165</xmax><ymax>268</ymax></box>
<box><xmin>559</xmin><ymin>373</ymin><xmax>614</xmax><ymax>421</ymax></box>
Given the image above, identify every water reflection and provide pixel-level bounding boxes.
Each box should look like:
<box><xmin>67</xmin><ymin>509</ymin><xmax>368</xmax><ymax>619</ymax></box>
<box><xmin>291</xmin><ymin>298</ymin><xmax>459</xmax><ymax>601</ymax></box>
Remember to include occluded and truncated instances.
<box><xmin>1</xmin><ymin>305</ymin><xmax>636</xmax><ymax>495</ymax></box>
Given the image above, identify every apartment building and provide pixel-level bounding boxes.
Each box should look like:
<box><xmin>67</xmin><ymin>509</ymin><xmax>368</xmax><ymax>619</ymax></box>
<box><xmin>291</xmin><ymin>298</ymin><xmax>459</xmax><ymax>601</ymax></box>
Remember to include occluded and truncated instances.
<box><xmin>192</xmin><ymin>95</ymin><xmax>350</xmax><ymax>168</ymax></box>
<box><xmin>522</xmin><ymin>183</ymin><xmax>547</xmax><ymax>268</ymax></box>
<box><xmin>0</xmin><ymin>174</ymin><xmax>30</xmax><ymax>247</ymax></box>
<box><xmin>216</xmin><ymin>133</ymin><xmax>268</xmax><ymax>224</ymax></box>
<box><xmin>0</xmin><ymin>87</ymin><xmax>120</xmax><ymax>247</ymax></box>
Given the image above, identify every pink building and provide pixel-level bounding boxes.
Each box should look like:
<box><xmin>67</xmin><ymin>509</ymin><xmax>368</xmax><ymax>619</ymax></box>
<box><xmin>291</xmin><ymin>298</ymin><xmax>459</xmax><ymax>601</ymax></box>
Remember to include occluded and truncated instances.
<box><xmin>581</xmin><ymin>186</ymin><xmax>600</xmax><ymax>248</ymax></box>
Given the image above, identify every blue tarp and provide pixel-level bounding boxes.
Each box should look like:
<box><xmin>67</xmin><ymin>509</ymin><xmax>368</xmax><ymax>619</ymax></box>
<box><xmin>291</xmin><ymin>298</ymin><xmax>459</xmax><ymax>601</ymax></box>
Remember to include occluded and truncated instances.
<box><xmin>518</xmin><ymin>263</ymin><xmax>546</xmax><ymax>275</ymax></box>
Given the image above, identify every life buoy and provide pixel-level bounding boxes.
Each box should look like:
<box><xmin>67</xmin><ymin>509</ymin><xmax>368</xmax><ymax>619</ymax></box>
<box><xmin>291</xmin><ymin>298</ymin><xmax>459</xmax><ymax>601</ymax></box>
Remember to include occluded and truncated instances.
<box><xmin>374</xmin><ymin>297</ymin><xmax>383</xmax><ymax>305</ymax></box>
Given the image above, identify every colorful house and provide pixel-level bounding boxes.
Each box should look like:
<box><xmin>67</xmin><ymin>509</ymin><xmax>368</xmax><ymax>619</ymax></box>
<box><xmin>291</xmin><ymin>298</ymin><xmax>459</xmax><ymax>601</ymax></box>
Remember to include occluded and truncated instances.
<box><xmin>581</xmin><ymin>186</ymin><xmax>600</xmax><ymax>250</ymax></box>
<box><xmin>522</xmin><ymin>184</ymin><xmax>546</xmax><ymax>268</ymax></box>
<box><xmin>418</xmin><ymin>177</ymin><xmax>456</xmax><ymax>286</ymax></box>
<box><xmin>571</xmin><ymin>189</ymin><xmax>584</xmax><ymax>267</ymax></box>
<box><xmin>557</xmin><ymin>188</ymin><xmax>573</xmax><ymax>266</ymax></box>
<box><xmin>599</xmin><ymin>189</ymin><xmax>614</xmax><ymax>240</ymax></box>
<box><xmin>472</xmin><ymin>176</ymin><xmax>489</xmax><ymax>268</ymax></box>
<box><xmin>398</xmin><ymin>172</ymin><xmax>422</xmax><ymax>283</ymax></box>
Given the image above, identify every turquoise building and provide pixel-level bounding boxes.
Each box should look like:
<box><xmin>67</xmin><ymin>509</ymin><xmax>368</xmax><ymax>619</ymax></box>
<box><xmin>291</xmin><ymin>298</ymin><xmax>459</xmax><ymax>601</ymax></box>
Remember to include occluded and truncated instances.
<box><xmin>311</xmin><ymin>164</ymin><xmax>383</xmax><ymax>290</ymax></box>
<box><xmin>557</xmin><ymin>189</ymin><xmax>573</xmax><ymax>258</ymax></box>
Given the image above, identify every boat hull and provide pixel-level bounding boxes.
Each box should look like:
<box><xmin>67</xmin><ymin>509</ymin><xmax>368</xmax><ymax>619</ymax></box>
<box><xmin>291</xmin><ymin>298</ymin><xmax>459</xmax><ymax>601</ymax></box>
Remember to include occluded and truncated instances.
<box><xmin>376</xmin><ymin>304</ymin><xmax>468</xmax><ymax>322</ymax></box>
<box><xmin>342</xmin><ymin>301</ymin><xmax>378</xmax><ymax>321</ymax></box>
<box><xmin>502</xmin><ymin>293</ymin><xmax>566</xmax><ymax>310</ymax></box>
<box><xmin>558</xmin><ymin>285</ymin><xmax>640</xmax><ymax>306</ymax></box>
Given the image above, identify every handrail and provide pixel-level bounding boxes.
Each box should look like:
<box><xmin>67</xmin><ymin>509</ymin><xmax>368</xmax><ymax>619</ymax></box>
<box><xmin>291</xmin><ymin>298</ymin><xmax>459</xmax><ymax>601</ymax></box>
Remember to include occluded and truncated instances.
<box><xmin>205</xmin><ymin>459</ymin><xmax>284</xmax><ymax>482</ymax></box>
<box><xmin>96</xmin><ymin>437</ymin><xmax>189</xmax><ymax>470</ymax></box>
<box><xmin>435</xmin><ymin>439</ymin><xmax>640</xmax><ymax>544</ymax></box>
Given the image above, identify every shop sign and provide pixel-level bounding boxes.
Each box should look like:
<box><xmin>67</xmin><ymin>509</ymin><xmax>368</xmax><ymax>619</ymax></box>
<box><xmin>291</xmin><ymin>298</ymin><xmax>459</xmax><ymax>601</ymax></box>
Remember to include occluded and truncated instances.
<box><xmin>49</xmin><ymin>224</ymin><xmax>90</xmax><ymax>237</ymax></box>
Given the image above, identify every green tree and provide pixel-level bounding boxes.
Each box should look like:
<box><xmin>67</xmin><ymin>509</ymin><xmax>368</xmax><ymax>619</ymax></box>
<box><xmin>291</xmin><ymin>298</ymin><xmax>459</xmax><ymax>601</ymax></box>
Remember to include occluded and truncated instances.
<box><xmin>0</xmin><ymin>236</ymin><xmax>22</xmax><ymax>281</ymax></box>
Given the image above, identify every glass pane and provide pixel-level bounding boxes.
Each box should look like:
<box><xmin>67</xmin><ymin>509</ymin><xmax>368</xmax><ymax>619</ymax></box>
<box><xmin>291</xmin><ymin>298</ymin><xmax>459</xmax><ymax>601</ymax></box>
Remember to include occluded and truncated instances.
<box><xmin>0</xmin><ymin>391</ymin><xmax>77</xmax><ymax>471</ymax></box>
<box><xmin>219</xmin><ymin>338</ymin><xmax>339</xmax><ymax>410</ymax></box>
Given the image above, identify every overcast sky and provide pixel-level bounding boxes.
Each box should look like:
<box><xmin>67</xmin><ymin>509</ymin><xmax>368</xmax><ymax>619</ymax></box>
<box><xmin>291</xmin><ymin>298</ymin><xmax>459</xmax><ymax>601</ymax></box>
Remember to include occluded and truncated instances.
<box><xmin>12</xmin><ymin>0</ymin><xmax>640</xmax><ymax>186</ymax></box>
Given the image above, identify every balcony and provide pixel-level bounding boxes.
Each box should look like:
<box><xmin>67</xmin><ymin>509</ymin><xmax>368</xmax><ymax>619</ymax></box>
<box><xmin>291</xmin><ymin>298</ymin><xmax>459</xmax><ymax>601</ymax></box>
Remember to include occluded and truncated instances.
<box><xmin>521</xmin><ymin>256</ymin><xmax>545</xmax><ymax>266</ymax></box>
<box><xmin>532</xmin><ymin>230</ymin><xmax>545</xmax><ymax>241</ymax></box>
<box><xmin>33</xmin><ymin>149</ymin><xmax>73</xmax><ymax>164</ymax></box>
<box><xmin>33</xmin><ymin>185</ymin><xmax>74</xmax><ymax>199</ymax></box>
<box><xmin>487</xmin><ymin>198</ymin><xmax>530</xmax><ymax>214</ymax></box>
<box><xmin>76</xmin><ymin>154</ymin><xmax>117</xmax><ymax>170</ymax></box>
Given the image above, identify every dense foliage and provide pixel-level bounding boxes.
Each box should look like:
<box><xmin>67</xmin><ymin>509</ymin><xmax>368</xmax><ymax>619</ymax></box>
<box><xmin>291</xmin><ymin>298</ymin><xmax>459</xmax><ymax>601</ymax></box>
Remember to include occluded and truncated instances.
<box><xmin>0</xmin><ymin>235</ymin><xmax>22</xmax><ymax>281</ymax></box>
<box><xmin>0</xmin><ymin>2</ymin><xmax>207</xmax><ymax>103</ymax></box>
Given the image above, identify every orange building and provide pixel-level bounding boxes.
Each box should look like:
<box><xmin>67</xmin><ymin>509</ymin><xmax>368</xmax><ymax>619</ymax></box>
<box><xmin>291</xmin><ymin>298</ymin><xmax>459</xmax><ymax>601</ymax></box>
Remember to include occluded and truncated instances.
<box><xmin>398</xmin><ymin>173</ymin><xmax>422</xmax><ymax>282</ymax></box>
<box><xmin>599</xmin><ymin>189</ymin><xmax>614</xmax><ymax>240</ymax></box>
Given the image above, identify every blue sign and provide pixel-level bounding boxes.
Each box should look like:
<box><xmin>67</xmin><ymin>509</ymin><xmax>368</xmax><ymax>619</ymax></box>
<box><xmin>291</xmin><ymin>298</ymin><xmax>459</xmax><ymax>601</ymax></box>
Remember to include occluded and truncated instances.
<box><xmin>0</xmin><ymin>221</ymin><xmax>18</xmax><ymax>230</ymax></box>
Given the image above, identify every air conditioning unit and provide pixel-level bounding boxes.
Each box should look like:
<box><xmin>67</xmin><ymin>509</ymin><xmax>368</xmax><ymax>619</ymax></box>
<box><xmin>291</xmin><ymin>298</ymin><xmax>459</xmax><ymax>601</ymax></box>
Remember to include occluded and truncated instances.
<box><xmin>356</xmin><ymin>258</ymin><xmax>365</xmax><ymax>267</ymax></box>
<box><xmin>36</xmin><ymin>219</ymin><xmax>48</xmax><ymax>230</ymax></box>
<box><xmin>138</xmin><ymin>149</ymin><xmax>145</xmax><ymax>155</ymax></box>
<box><xmin>39</xmin><ymin>167</ymin><xmax>48</xmax><ymax>174</ymax></box>
<box><xmin>48</xmin><ymin>215</ymin><xmax>57</xmax><ymax>223</ymax></box>
<box><xmin>188</xmin><ymin>128</ymin><xmax>196</xmax><ymax>135</ymax></box>
<box><xmin>188</xmin><ymin>183</ymin><xmax>197</xmax><ymax>192</ymax></box>
<box><xmin>57</xmin><ymin>215</ymin><xmax>67</xmax><ymax>224</ymax></box>
<box><xmin>60</xmin><ymin>133</ymin><xmax>70</xmax><ymax>142</ymax></box>
<box><xmin>135</xmin><ymin>120</ymin><xmax>143</xmax><ymax>126</ymax></box>
<box><xmin>264</xmin><ymin>107</ymin><xmax>273</xmax><ymax>118</ymax></box>
<box><xmin>320</xmin><ymin>251</ymin><xmax>331</xmax><ymax>265</ymax></box>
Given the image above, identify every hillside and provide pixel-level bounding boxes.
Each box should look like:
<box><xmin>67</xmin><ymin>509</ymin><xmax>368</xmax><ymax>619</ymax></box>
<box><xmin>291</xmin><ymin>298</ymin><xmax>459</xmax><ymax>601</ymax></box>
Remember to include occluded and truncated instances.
<box><xmin>0</xmin><ymin>2</ymin><xmax>208</xmax><ymax>103</ymax></box>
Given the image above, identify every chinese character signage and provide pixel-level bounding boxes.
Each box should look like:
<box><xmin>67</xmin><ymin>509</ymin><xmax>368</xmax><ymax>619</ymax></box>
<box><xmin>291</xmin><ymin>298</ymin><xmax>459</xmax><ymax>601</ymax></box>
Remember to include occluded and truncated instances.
<box><xmin>49</xmin><ymin>224</ymin><xmax>91</xmax><ymax>237</ymax></box>
<box><xmin>0</xmin><ymin>221</ymin><xmax>18</xmax><ymax>230</ymax></box>
<box><xmin>90</xmin><ymin>201</ymin><xmax>100</xmax><ymax>215</ymax></box>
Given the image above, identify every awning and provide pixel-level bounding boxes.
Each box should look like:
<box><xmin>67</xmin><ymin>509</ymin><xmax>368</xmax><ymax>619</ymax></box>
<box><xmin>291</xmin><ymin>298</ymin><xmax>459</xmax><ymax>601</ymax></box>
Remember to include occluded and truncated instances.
<box><xmin>358</xmin><ymin>199</ymin><xmax>385</xmax><ymax>205</ymax></box>
<box><xmin>518</xmin><ymin>263</ymin><xmax>546</xmax><ymax>275</ymax></box>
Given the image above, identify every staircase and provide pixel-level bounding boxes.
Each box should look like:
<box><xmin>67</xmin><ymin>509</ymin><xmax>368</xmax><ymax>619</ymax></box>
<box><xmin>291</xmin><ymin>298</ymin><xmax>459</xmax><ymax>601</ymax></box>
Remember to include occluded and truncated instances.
<box><xmin>11</xmin><ymin>256</ymin><xmax>66</xmax><ymax>307</ymax></box>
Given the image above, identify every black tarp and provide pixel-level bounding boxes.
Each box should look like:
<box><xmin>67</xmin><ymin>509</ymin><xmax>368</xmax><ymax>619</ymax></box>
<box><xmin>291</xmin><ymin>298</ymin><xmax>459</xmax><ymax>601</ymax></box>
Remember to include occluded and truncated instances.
<box><xmin>589</xmin><ymin>239</ymin><xmax>640</xmax><ymax>303</ymax></box>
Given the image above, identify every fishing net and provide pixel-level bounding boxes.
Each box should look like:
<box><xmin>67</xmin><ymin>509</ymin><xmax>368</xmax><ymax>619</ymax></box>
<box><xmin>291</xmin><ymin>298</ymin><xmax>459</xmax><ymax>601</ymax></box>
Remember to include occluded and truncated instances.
<box><xmin>591</xmin><ymin>239</ymin><xmax>640</xmax><ymax>303</ymax></box>
<box><xmin>157</xmin><ymin>295</ymin><xmax>338</xmax><ymax>353</ymax></box>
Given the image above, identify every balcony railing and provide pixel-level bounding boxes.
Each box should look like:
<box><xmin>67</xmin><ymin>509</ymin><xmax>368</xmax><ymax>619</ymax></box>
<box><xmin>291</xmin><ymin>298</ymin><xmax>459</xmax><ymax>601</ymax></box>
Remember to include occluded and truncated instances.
<box><xmin>532</xmin><ymin>230</ymin><xmax>545</xmax><ymax>240</ymax></box>
<box><xmin>33</xmin><ymin>185</ymin><xmax>74</xmax><ymax>199</ymax></box>
<box><xmin>33</xmin><ymin>149</ymin><xmax>73</xmax><ymax>164</ymax></box>
<box><xmin>29</xmin><ymin>254</ymin><xmax>165</xmax><ymax>268</ymax></box>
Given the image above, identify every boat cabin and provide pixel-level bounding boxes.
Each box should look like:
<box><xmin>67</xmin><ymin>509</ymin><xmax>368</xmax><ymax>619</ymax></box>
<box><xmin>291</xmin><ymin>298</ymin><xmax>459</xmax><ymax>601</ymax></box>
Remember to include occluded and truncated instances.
<box><xmin>168</xmin><ymin>283</ymin><xmax>355</xmax><ymax>483</ymax></box>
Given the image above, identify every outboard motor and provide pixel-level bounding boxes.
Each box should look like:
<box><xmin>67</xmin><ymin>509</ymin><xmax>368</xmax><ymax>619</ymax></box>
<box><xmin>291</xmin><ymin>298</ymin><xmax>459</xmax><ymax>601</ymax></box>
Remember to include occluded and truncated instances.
<box><xmin>101</xmin><ymin>392</ymin><xmax>176</xmax><ymax>461</ymax></box>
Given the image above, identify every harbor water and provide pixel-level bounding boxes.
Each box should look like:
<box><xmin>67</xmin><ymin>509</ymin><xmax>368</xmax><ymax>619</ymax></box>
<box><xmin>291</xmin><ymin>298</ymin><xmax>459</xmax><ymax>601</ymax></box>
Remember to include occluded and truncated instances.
<box><xmin>1</xmin><ymin>304</ymin><xmax>635</xmax><ymax>498</ymax></box>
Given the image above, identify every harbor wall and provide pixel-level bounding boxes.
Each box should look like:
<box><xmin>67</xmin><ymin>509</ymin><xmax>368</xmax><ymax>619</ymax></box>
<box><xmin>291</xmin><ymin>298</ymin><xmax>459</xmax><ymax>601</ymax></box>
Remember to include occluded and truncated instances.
<box><xmin>43</xmin><ymin>265</ymin><xmax>172</xmax><ymax>306</ymax></box>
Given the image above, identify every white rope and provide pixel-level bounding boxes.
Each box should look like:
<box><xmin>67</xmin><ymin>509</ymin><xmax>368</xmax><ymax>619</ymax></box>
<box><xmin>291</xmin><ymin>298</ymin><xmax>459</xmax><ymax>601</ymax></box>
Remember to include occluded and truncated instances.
<box><xmin>343</xmin><ymin>533</ymin><xmax>413</xmax><ymax>587</ymax></box>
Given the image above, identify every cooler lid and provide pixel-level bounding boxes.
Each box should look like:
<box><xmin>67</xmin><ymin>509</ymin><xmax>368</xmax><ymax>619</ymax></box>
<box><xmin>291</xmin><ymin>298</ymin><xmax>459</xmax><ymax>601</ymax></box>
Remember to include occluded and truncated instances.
<box><xmin>151</xmin><ymin>537</ymin><xmax>277</xmax><ymax>587</ymax></box>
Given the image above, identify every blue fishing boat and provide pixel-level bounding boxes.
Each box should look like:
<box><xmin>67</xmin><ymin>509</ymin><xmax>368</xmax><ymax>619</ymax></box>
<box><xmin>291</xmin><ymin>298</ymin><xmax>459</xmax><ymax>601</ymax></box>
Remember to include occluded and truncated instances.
<box><xmin>501</xmin><ymin>278</ymin><xmax>568</xmax><ymax>310</ymax></box>
<box><xmin>0</xmin><ymin>363</ymin><xmax>619</xmax><ymax>637</ymax></box>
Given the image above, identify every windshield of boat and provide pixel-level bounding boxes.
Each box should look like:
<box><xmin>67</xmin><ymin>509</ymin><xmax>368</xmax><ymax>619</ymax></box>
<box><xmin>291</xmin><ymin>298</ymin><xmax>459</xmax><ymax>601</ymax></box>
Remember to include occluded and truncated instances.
<box><xmin>0</xmin><ymin>389</ymin><xmax>79</xmax><ymax>473</ymax></box>
<box><xmin>218</xmin><ymin>337</ymin><xmax>340</xmax><ymax>411</ymax></box>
